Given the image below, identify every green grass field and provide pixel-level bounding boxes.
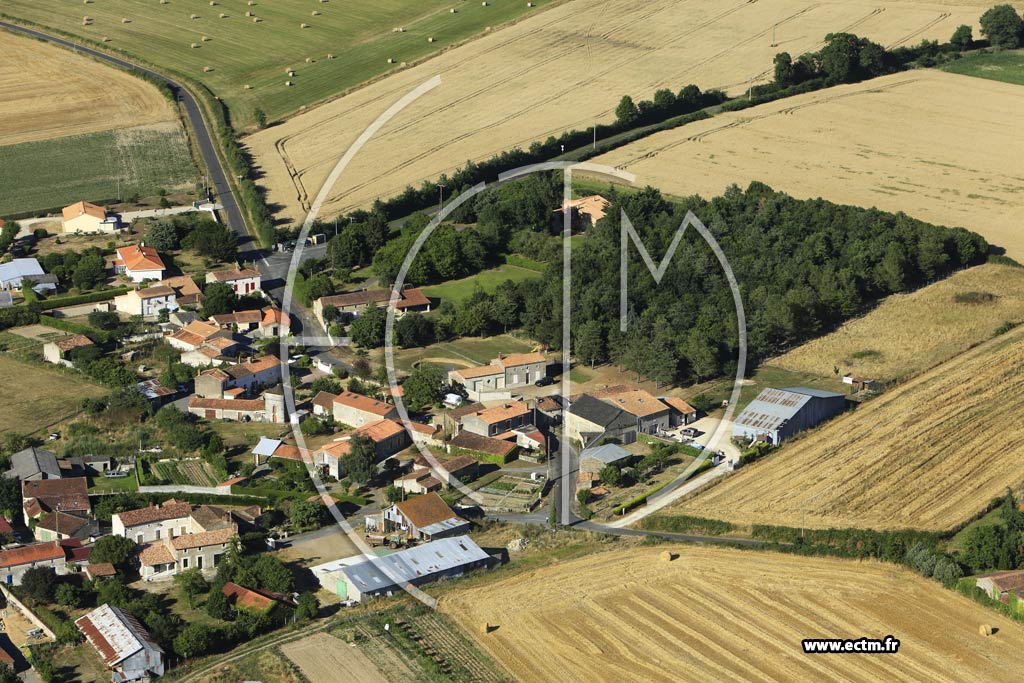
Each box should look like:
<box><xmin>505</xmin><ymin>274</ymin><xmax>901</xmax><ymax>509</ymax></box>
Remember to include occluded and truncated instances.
<box><xmin>0</xmin><ymin>355</ymin><xmax>108</xmax><ymax>436</ymax></box>
<box><xmin>388</xmin><ymin>333</ymin><xmax>537</xmax><ymax>372</ymax></box>
<box><xmin>0</xmin><ymin>0</ymin><xmax>555</xmax><ymax>128</ymax></box>
<box><xmin>943</xmin><ymin>49</ymin><xmax>1024</xmax><ymax>86</ymax></box>
<box><xmin>420</xmin><ymin>264</ymin><xmax>542</xmax><ymax>304</ymax></box>
<box><xmin>0</xmin><ymin>124</ymin><xmax>198</xmax><ymax>216</ymax></box>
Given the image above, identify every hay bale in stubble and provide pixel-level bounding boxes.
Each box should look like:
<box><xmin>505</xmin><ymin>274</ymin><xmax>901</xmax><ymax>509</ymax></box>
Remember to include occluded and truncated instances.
<box><xmin>979</xmin><ymin>624</ymin><xmax>993</xmax><ymax>636</ymax></box>
<box><xmin>660</xmin><ymin>551</ymin><xmax>677</xmax><ymax>562</ymax></box>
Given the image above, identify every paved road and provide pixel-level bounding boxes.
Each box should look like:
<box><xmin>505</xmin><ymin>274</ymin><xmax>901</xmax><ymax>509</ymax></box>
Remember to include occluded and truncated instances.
<box><xmin>0</xmin><ymin>21</ymin><xmax>254</xmax><ymax>257</ymax></box>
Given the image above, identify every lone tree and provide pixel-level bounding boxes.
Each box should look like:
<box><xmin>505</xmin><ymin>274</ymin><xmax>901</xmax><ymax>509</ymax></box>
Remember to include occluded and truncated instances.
<box><xmin>614</xmin><ymin>95</ymin><xmax>640</xmax><ymax>127</ymax></box>
<box><xmin>980</xmin><ymin>4</ymin><xmax>1023</xmax><ymax>49</ymax></box>
<box><xmin>340</xmin><ymin>435</ymin><xmax>376</xmax><ymax>485</ymax></box>
<box><xmin>950</xmin><ymin>24</ymin><xmax>973</xmax><ymax>49</ymax></box>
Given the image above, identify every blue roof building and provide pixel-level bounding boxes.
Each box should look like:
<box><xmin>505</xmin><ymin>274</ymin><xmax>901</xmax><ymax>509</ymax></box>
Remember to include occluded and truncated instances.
<box><xmin>732</xmin><ymin>387</ymin><xmax>845</xmax><ymax>445</ymax></box>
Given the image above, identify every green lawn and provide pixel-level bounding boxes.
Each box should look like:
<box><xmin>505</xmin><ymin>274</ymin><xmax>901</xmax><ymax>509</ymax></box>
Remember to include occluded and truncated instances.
<box><xmin>0</xmin><ymin>355</ymin><xmax>108</xmax><ymax>436</ymax></box>
<box><xmin>948</xmin><ymin>507</ymin><xmax>1005</xmax><ymax>553</ymax></box>
<box><xmin>88</xmin><ymin>471</ymin><xmax>139</xmax><ymax>494</ymax></box>
<box><xmin>420</xmin><ymin>264</ymin><xmax>542</xmax><ymax>305</ymax></box>
<box><xmin>388</xmin><ymin>333</ymin><xmax>537</xmax><ymax>372</ymax></box>
<box><xmin>699</xmin><ymin>364</ymin><xmax>848</xmax><ymax>413</ymax></box>
<box><xmin>0</xmin><ymin>0</ymin><xmax>556</xmax><ymax>128</ymax></box>
<box><xmin>943</xmin><ymin>49</ymin><xmax>1024</xmax><ymax>86</ymax></box>
<box><xmin>0</xmin><ymin>124</ymin><xmax>198</xmax><ymax>216</ymax></box>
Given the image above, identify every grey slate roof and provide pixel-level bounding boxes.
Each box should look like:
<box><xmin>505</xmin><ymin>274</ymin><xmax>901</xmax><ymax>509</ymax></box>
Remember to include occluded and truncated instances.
<box><xmin>568</xmin><ymin>394</ymin><xmax>630</xmax><ymax>429</ymax></box>
<box><xmin>6</xmin><ymin>447</ymin><xmax>60</xmax><ymax>480</ymax></box>
<box><xmin>579</xmin><ymin>443</ymin><xmax>632</xmax><ymax>466</ymax></box>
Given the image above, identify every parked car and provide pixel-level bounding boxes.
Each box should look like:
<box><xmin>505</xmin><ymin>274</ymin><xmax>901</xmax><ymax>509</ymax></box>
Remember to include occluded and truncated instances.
<box><xmin>104</xmin><ymin>471</ymin><xmax>128</xmax><ymax>478</ymax></box>
<box><xmin>534</xmin><ymin>376</ymin><xmax>554</xmax><ymax>387</ymax></box>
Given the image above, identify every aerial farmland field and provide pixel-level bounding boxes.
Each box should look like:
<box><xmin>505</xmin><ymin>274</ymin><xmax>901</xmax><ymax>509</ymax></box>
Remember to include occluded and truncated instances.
<box><xmin>241</xmin><ymin>0</ymin><xmax>989</xmax><ymax>224</ymax></box>
<box><xmin>0</xmin><ymin>0</ymin><xmax>556</xmax><ymax>128</ymax></box>
<box><xmin>0</xmin><ymin>29</ymin><xmax>198</xmax><ymax>215</ymax></box>
<box><xmin>670</xmin><ymin>324</ymin><xmax>1024</xmax><ymax>532</ymax></box>
<box><xmin>443</xmin><ymin>546</ymin><xmax>1024</xmax><ymax>683</ymax></box>
<box><xmin>771</xmin><ymin>262</ymin><xmax>1024</xmax><ymax>382</ymax></box>
<box><xmin>0</xmin><ymin>355</ymin><xmax>107</xmax><ymax>436</ymax></box>
<box><xmin>592</xmin><ymin>69</ymin><xmax>1024</xmax><ymax>260</ymax></box>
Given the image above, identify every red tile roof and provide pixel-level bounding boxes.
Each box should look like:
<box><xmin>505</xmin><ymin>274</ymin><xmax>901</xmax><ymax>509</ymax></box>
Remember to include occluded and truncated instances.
<box><xmin>0</xmin><ymin>541</ymin><xmax>64</xmax><ymax>568</ymax></box>
<box><xmin>62</xmin><ymin>200</ymin><xmax>106</xmax><ymax>222</ymax></box>
<box><xmin>333</xmin><ymin>391</ymin><xmax>397</xmax><ymax>418</ymax></box>
<box><xmin>138</xmin><ymin>543</ymin><xmax>175</xmax><ymax>567</ymax></box>
<box><xmin>222</xmin><ymin>582</ymin><xmax>274</xmax><ymax>612</ymax></box>
<box><xmin>208</xmin><ymin>268</ymin><xmax>260</xmax><ymax>282</ymax></box>
<box><xmin>115</xmin><ymin>244</ymin><xmax>165</xmax><ymax>272</ymax></box>
<box><xmin>450</xmin><ymin>431</ymin><xmax>515</xmax><ymax>457</ymax></box>
<box><xmin>169</xmin><ymin>526</ymin><xmax>236</xmax><ymax>550</ymax></box>
<box><xmin>52</xmin><ymin>334</ymin><xmax>94</xmax><ymax>351</ymax></box>
<box><xmin>114</xmin><ymin>500</ymin><xmax>192</xmax><ymax>528</ymax></box>
<box><xmin>189</xmin><ymin>396</ymin><xmax>265</xmax><ymax>412</ymax></box>
<box><xmin>394</xmin><ymin>492</ymin><xmax>459</xmax><ymax>529</ymax></box>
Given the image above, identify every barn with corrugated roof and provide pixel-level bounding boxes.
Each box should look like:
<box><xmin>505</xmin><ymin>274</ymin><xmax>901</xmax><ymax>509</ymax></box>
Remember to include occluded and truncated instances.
<box><xmin>732</xmin><ymin>387</ymin><xmax>844</xmax><ymax>445</ymax></box>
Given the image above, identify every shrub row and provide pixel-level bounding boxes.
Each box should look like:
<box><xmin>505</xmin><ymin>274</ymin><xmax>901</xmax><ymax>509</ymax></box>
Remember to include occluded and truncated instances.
<box><xmin>640</xmin><ymin>514</ymin><xmax>735</xmax><ymax>536</ymax></box>
<box><xmin>39</xmin><ymin>287</ymin><xmax>130</xmax><ymax>311</ymax></box>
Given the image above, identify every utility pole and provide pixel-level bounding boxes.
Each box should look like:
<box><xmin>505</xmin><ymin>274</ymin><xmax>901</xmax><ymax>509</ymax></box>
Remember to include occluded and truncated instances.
<box><xmin>772</xmin><ymin>23</ymin><xmax>777</xmax><ymax>48</ymax></box>
<box><xmin>437</xmin><ymin>184</ymin><xmax>446</xmax><ymax>215</ymax></box>
<box><xmin>593</xmin><ymin>122</ymin><xmax>597</xmax><ymax>150</ymax></box>
<box><xmin>334</xmin><ymin>217</ymin><xmax>338</xmax><ymax>236</ymax></box>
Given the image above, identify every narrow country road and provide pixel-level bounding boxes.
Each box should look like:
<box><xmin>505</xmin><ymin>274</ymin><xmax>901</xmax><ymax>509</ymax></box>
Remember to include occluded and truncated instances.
<box><xmin>0</xmin><ymin>21</ymin><xmax>254</xmax><ymax>257</ymax></box>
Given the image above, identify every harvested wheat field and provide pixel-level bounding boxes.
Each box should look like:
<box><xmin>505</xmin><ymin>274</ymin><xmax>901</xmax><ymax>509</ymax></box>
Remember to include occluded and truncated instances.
<box><xmin>595</xmin><ymin>69</ymin><xmax>1024</xmax><ymax>260</ymax></box>
<box><xmin>772</xmin><ymin>263</ymin><xmax>1024</xmax><ymax>382</ymax></box>
<box><xmin>444</xmin><ymin>546</ymin><xmax>1024</xmax><ymax>683</ymax></box>
<box><xmin>673</xmin><ymin>325</ymin><xmax>1024</xmax><ymax>531</ymax></box>
<box><xmin>280</xmin><ymin>632</ymin><xmax>389</xmax><ymax>683</ymax></box>
<box><xmin>0</xmin><ymin>30</ymin><xmax>177</xmax><ymax>146</ymax></box>
<box><xmin>244</xmin><ymin>0</ymin><xmax>988</xmax><ymax>224</ymax></box>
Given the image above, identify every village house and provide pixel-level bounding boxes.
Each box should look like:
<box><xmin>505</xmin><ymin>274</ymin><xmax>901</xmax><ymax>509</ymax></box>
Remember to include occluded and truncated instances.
<box><xmin>160</xmin><ymin>275</ymin><xmax>204</xmax><ymax>308</ymax></box>
<box><xmin>0</xmin><ymin>258</ymin><xmax>58</xmax><ymax>294</ymax></box>
<box><xmin>458</xmin><ymin>401</ymin><xmax>535</xmax><ymax>439</ymax></box>
<box><xmin>393</xmin><ymin>469</ymin><xmax>442</xmax><ymax>495</ymax></box>
<box><xmin>34</xmin><ymin>509</ymin><xmax>99</xmax><ymax>542</ymax></box>
<box><xmin>565</xmin><ymin>394</ymin><xmax>638</xmax><ymax>447</ymax></box>
<box><xmin>62</xmin><ymin>200</ymin><xmax>119</xmax><ymax>234</ymax></box>
<box><xmin>76</xmin><ymin>604</ymin><xmax>165</xmax><ymax>683</ymax></box>
<box><xmin>206</xmin><ymin>267</ymin><xmax>262</xmax><ymax>296</ymax></box>
<box><xmin>188</xmin><ymin>385</ymin><xmax>288</xmax><ymax>423</ymax></box>
<box><xmin>194</xmin><ymin>355</ymin><xmax>283</xmax><ymax>397</ymax></box>
<box><xmin>365</xmin><ymin>492</ymin><xmax>471</xmax><ymax>543</ymax></box>
<box><xmin>589</xmin><ymin>386</ymin><xmax>671</xmax><ymax>435</ymax></box>
<box><xmin>166</xmin><ymin>320</ymin><xmax>237</xmax><ymax>354</ymax></box>
<box><xmin>447</xmin><ymin>352</ymin><xmax>547</xmax><ymax>400</ymax></box>
<box><xmin>313</xmin><ymin>419</ymin><xmax>412</xmax><ymax>479</ymax></box>
<box><xmin>139</xmin><ymin>525</ymin><xmax>237</xmax><ymax>579</ymax></box>
<box><xmin>976</xmin><ymin>570</ymin><xmax>1024</xmax><ymax>601</ymax></box>
<box><xmin>313</xmin><ymin>286</ymin><xmax>430</xmax><ymax>327</ymax></box>
<box><xmin>661</xmin><ymin>396</ymin><xmax>698</xmax><ymax>426</ymax></box>
<box><xmin>333</xmin><ymin>390</ymin><xmax>399</xmax><ymax>427</ymax></box>
<box><xmin>208</xmin><ymin>306</ymin><xmax>288</xmax><ymax>339</ymax></box>
<box><xmin>6</xmin><ymin>447</ymin><xmax>61</xmax><ymax>481</ymax></box>
<box><xmin>393</xmin><ymin>453</ymin><xmax>481</xmax><ymax>494</ymax></box>
<box><xmin>42</xmin><ymin>334</ymin><xmax>95</xmax><ymax>368</ymax></box>
<box><xmin>449</xmin><ymin>430</ymin><xmax>518</xmax><ymax>461</ymax></box>
<box><xmin>114</xmin><ymin>285</ymin><xmax>177</xmax><ymax>319</ymax></box>
<box><xmin>558</xmin><ymin>194</ymin><xmax>610</xmax><ymax>231</ymax></box>
<box><xmin>113</xmin><ymin>244</ymin><xmax>166</xmax><ymax>282</ymax></box>
<box><xmin>221</xmin><ymin>581</ymin><xmax>294</xmax><ymax>614</ymax></box>
<box><xmin>21</xmin><ymin>477</ymin><xmax>91</xmax><ymax>526</ymax></box>
<box><xmin>112</xmin><ymin>499</ymin><xmax>194</xmax><ymax>544</ymax></box>
<box><xmin>0</xmin><ymin>541</ymin><xmax>67</xmax><ymax>585</ymax></box>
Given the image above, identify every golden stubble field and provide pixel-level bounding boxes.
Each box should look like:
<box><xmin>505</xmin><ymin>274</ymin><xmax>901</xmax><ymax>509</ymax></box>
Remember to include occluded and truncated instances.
<box><xmin>443</xmin><ymin>546</ymin><xmax>1024</xmax><ymax>683</ymax></box>
<box><xmin>243</xmin><ymin>0</ymin><xmax>990</xmax><ymax>224</ymax></box>
<box><xmin>594</xmin><ymin>69</ymin><xmax>1024</xmax><ymax>260</ymax></box>
<box><xmin>772</xmin><ymin>263</ymin><xmax>1024</xmax><ymax>381</ymax></box>
<box><xmin>279</xmin><ymin>633</ymin><xmax>389</xmax><ymax>683</ymax></box>
<box><xmin>0</xmin><ymin>30</ymin><xmax>178</xmax><ymax>146</ymax></box>
<box><xmin>672</xmin><ymin>325</ymin><xmax>1024</xmax><ymax>531</ymax></box>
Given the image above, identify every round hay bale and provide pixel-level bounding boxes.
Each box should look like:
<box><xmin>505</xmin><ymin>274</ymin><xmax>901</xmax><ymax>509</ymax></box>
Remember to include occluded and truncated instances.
<box><xmin>482</xmin><ymin>1</ymin><xmax>489</xmax><ymax>5</ymax></box>
<box><xmin>247</xmin><ymin>0</ymin><xmax>255</xmax><ymax>5</ymax></box>
<box><xmin>203</xmin><ymin>66</ymin><xmax>213</xmax><ymax>72</ymax></box>
<box><xmin>327</xmin><ymin>53</ymin><xmax>334</xmax><ymax>59</ymax></box>
<box><xmin>399</xmin><ymin>27</ymin><xmax>406</xmax><ymax>32</ymax></box>
<box><xmin>450</xmin><ymin>8</ymin><xmax>456</xmax><ymax>13</ymax></box>
<box><xmin>979</xmin><ymin>624</ymin><xmax>993</xmax><ymax>636</ymax></box>
<box><xmin>220</xmin><ymin>13</ymin><xmax>227</xmax><ymax>18</ymax></box>
<box><xmin>191</xmin><ymin>42</ymin><xmax>200</xmax><ymax>48</ymax></box>
<box><xmin>528</xmin><ymin>1</ymin><xmax>534</xmax><ymax>5</ymax></box>
<box><xmin>243</xmin><ymin>84</ymin><xmax>252</xmax><ymax>89</ymax></box>
<box><xmin>660</xmin><ymin>551</ymin><xmax>676</xmax><ymax>562</ymax></box>
<box><xmin>427</xmin><ymin>36</ymin><xmax>434</xmax><ymax>43</ymax></box>
<box><xmin>209</xmin><ymin>1</ymin><xmax>217</xmax><ymax>6</ymax></box>
<box><xmin>121</xmin><ymin>17</ymin><xmax>130</xmax><ymax>24</ymax></box>
<box><xmin>202</xmin><ymin>35</ymin><xmax>211</xmax><ymax>41</ymax></box>
<box><xmin>190</xmin><ymin>14</ymin><xmax>199</xmax><ymax>20</ymax></box>
<box><xmin>102</xmin><ymin>36</ymin><xmax>110</xmax><ymax>42</ymax></box>
<box><xmin>285</xmin><ymin>80</ymin><xmax>293</xmax><ymax>87</ymax></box>
<box><xmin>300</xmin><ymin>22</ymin><xmax>310</xmax><ymax>28</ymax></box>
<box><xmin>287</xmin><ymin>69</ymin><xmax>295</xmax><ymax>76</ymax></box>
<box><xmin>481</xmin><ymin>622</ymin><xmax>491</xmax><ymax>635</ymax></box>
<box><xmin>386</xmin><ymin>58</ymin><xmax>394</xmax><ymax>64</ymax></box>
<box><xmin>312</xmin><ymin>10</ymin><xmax>321</xmax><ymax>16</ymax></box>
<box><xmin>245</xmin><ymin>11</ymin><xmax>252</xmax><ymax>17</ymax></box>
<box><xmin>160</xmin><ymin>0</ymin><xmax>168</xmax><ymax>4</ymax></box>
<box><xmin>252</xmin><ymin>17</ymin><xmax>261</xmax><ymax>23</ymax></box>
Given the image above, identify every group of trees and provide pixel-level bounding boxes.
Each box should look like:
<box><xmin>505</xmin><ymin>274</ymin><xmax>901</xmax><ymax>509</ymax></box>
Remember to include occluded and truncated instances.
<box><xmin>614</xmin><ymin>84</ymin><xmax>727</xmax><ymax>129</ymax></box>
<box><xmin>145</xmin><ymin>213</ymin><xmax>239</xmax><ymax>263</ymax></box>
<box><xmin>959</xmin><ymin>490</ymin><xmax>1024</xmax><ymax>572</ymax></box>
<box><xmin>980</xmin><ymin>4</ymin><xmax>1024</xmax><ymax>48</ymax></box>
<box><xmin>37</xmin><ymin>248</ymin><xmax>107</xmax><ymax>291</ymax></box>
